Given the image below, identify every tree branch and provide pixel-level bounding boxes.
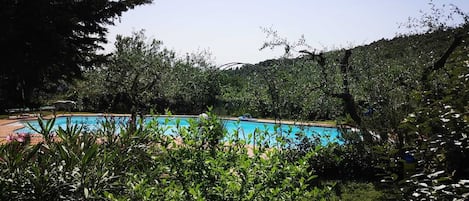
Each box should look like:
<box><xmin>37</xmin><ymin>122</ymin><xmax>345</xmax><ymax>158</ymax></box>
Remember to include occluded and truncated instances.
<box><xmin>421</xmin><ymin>35</ymin><xmax>463</xmax><ymax>85</ymax></box>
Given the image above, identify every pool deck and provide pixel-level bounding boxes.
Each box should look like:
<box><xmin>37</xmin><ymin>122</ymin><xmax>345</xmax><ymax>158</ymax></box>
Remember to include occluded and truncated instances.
<box><xmin>0</xmin><ymin>113</ymin><xmax>337</xmax><ymax>144</ymax></box>
<box><xmin>0</xmin><ymin>117</ymin><xmax>45</xmax><ymax>144</ymax></box>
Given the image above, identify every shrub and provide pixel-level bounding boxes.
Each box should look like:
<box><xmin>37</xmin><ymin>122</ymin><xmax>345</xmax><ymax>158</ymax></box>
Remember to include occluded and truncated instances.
<box><xmin>0</xmin><ymin>112</ymin><xmax>338</xmax><ymax>200</ymax></box>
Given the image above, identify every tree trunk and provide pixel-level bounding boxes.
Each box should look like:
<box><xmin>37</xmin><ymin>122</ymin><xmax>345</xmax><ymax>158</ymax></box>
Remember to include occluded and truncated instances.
<box><xmin>129</xmin><ymin>105</ymin><xmax>137</xmax><ymax>134</ymax></box>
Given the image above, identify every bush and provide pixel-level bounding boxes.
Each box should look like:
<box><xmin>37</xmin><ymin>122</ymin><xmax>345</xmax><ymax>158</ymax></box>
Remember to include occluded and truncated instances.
<box><xmin>0</xmin><ymin>112</ymin><xmax>338</xmax><ymax>200</ymax></box>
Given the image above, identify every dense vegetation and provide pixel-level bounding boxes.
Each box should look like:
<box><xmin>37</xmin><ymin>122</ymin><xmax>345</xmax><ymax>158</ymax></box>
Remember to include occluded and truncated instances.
<box><xmin>0</xmin><ymin>0</ymin><xmax>152</xmax><ymax>110</ymax></box>
<box><xmin>1</xmin><ymin>1</ymin><xmax>469</xmax><ymax>200</ymax></box>
<box><xmin>1</xmin><ymin>112</ymin><xmax>347</xmax><ymax>200</ymax></box>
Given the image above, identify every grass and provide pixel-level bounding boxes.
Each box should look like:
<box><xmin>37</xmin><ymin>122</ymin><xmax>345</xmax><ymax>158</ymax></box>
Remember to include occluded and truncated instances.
<box><xmin>338</xmin><ymin>182</ymin><xmax>384</xmax><ymax>201</ymax></box>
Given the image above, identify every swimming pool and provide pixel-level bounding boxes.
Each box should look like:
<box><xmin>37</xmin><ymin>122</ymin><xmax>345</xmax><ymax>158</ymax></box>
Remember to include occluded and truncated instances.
<box><xmin>15</xmin><ymin>115</ymin><xmax>341</xmax><ymax>144</ymax></box>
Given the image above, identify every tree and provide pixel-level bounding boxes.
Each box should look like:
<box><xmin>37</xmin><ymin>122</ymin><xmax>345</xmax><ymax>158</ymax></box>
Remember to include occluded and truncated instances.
<box><xmin>70</xmin><ymin>32</ymin><xmax>221</xmax><ymax>117</ymax></box>
<box><xmin>397</xmin><ymin>4</ymin><xmax>469</xmax><ymax>199</ymax></box>
<box><xmin>162</xmin><ymin>51</ymin><xmax>221</xmax><ymax>114</ymax></box>
<box><xmin>256</xmin><ymin>28</ymin><xmax>316</xmax><ymax>122</ymax></box>
<box><xmin>299</xmin><ymin>49</ymin><xmax>378</xmax><ymax>143</ymax></box>
<box><xmin>0</xmin><ymin>0</ymin><xmax>152</xmax><ymax>111</ymax></box>
<box><xmin>104</xmin><ymin>31</ymin><xmax>175</xmax><ymax>131</ymax></box>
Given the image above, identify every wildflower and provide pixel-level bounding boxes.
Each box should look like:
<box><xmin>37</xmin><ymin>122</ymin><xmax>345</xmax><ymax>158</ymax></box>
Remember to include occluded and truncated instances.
<box><xmin>16</xmin><ymin>136</ymin><xmax>25</xmax><ymax>143</ymax></box>
<box><xmin>16</xmin><ymin>135</ymin><xmax>26</xmax><ymax>143</ymax></box>
<box><xmin>6</xmin><ymin>134</ymin><xmax>14</xmax><ymax>143</ymax></box>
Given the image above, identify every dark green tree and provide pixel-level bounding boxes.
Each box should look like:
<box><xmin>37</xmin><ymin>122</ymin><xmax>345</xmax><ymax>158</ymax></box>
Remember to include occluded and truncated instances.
<box><xmin>0</xmin><ymin>0</ymin><xmax>152</xmax><ymax>111</ymax></box>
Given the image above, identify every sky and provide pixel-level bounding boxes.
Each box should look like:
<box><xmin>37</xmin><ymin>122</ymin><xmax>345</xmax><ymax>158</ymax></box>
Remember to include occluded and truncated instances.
<box><xmin>104</xmin><ymin>0</ymin><xmax>469</xmax><ymax>66</ymax></box>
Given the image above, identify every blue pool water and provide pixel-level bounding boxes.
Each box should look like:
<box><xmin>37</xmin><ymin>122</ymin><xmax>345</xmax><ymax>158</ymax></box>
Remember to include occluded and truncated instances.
<box><xmin>15</xmin><ymin>116</ymin><xmax>341</xmax><ymax>144</ymax></box>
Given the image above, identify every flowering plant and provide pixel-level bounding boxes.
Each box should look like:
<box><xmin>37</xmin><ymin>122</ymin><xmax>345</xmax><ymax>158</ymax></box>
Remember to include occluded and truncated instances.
<box><xmin>5</xmin><ymin>133</ymin><xmax>31</xmax><ymax>144</ymax></box>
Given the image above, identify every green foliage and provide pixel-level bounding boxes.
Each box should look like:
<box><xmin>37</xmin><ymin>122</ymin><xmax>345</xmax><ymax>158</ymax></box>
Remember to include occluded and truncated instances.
<box><xmin>0</xmin><ymin>112</ymin><xmax>342</xmax><ymax>200</ymax></box>
<box><xmin>66</xmin><ymin>17</ymin><xmax>466</xmax><ymax>128</ymax></box>
<box><xmin>0</xmin><ymin>0</ymin><xmax>152</xmax><ymax>110</ymax></box>
<box><xmin>3</xmin><ymin>2</ymin><xmax>468</xmax><ymax>200</ymax></box>
<box><xmin>162</xmin><ymin>53</ymin><xmax>222</xmax><ymax>114</ymax></box>
<box><xmin>71</xmin><ymin>31</ymin><xmax>221</xmax><ymax>115</ymax></box>
<box><xmin>27</xmin><ymin>117</ymin><xmax>56</xmax><ymax>143</ymax></box>
<box><xmin>338</xmin><ymin>182</ymin><xmax>383</xmax><ymax>201</ymax></box>
<box><xmin>395</xmin><ymin>35</ymin><xmax>469</xmax><ymax>200</ymax></box>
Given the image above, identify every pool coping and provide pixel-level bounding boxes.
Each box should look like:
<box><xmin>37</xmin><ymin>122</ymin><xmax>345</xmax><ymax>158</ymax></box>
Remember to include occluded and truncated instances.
<box><xmin>0</xmin><ymin>113</ymin><xmax>338</xmax><ymax>144</ymax></box>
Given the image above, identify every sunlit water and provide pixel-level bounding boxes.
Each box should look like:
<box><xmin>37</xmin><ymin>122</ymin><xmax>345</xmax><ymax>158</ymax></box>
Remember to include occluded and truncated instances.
<box><xmin>15</xmin><ymin>116</ymin><xmax>341</xmax><ymax>144</ymax></box>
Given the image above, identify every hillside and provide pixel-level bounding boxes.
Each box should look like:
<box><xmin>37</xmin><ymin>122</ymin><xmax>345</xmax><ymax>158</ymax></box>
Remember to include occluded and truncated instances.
<box><xmin>219</xmin><ymin>25</ymin><xmax>468</xmax><ymax>123</ymax></box>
